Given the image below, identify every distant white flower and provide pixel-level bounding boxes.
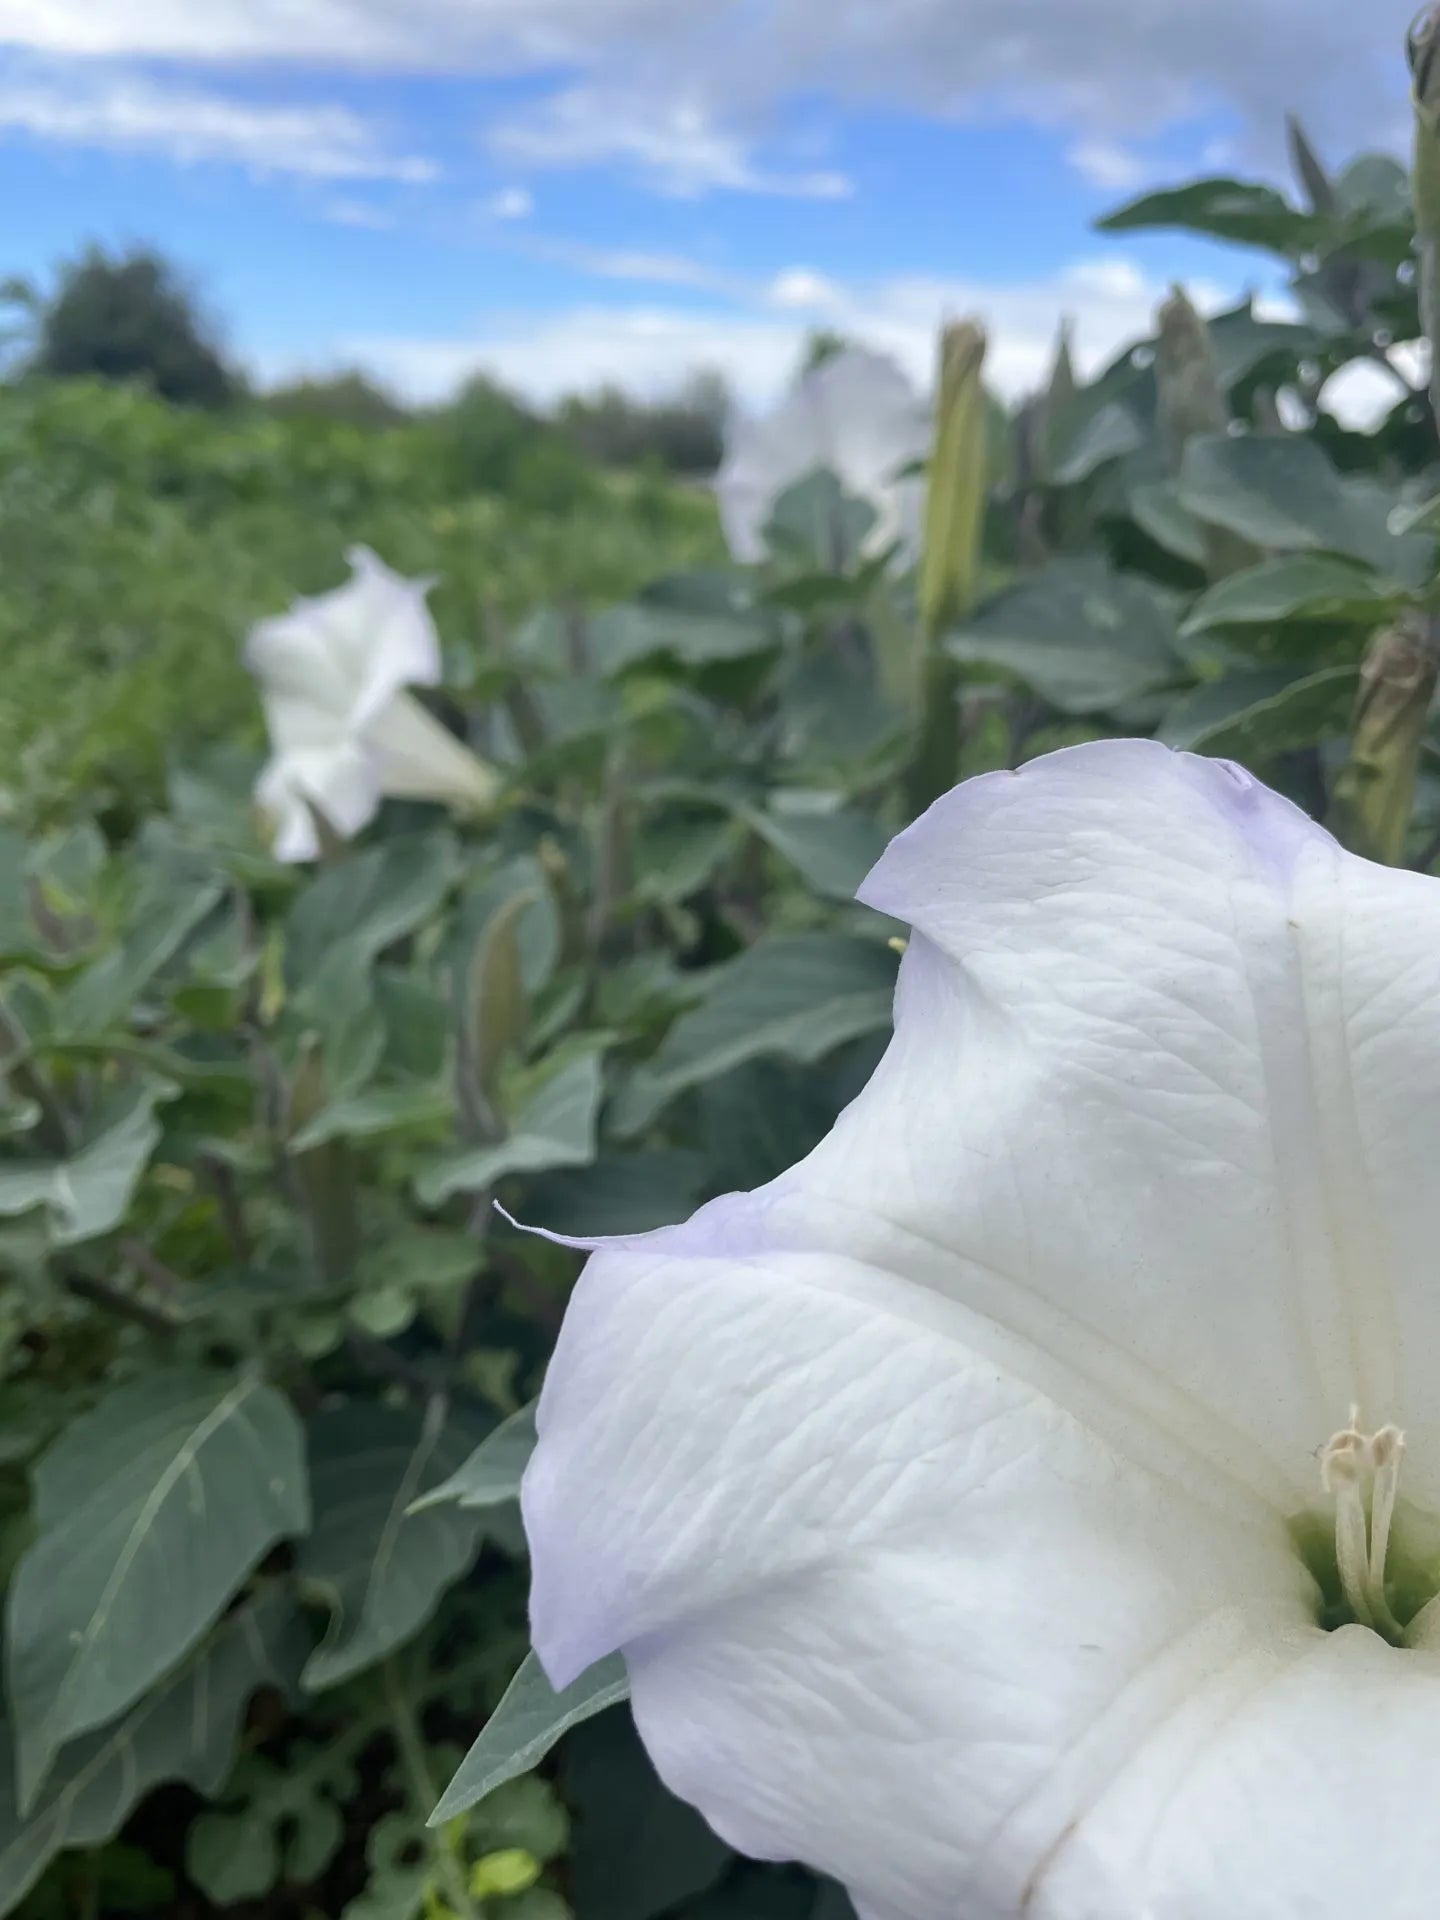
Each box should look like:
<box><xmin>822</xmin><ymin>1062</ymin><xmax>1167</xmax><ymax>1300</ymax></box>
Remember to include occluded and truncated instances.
<box><xmin>716</xmin><ymin>345</ymin><xmax>930</xmax><ymax>564</ymax></box>
<box><xmin>246</xmin><ymin>546</ymin><xmax>498</xmax><ymax>862</ymax></box>
<box><xmin>525</xmin><ymin>739</ymin><xmax>1440</xmax><ymax>1919</ymax></box>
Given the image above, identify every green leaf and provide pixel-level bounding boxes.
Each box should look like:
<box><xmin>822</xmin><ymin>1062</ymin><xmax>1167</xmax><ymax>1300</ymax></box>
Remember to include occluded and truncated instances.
<box><xmin>566</xmin><ymin>1710</ymin><xmax>733</xmax><ymax>1920</ymax></box>
<box><xmin>412</xmin><ymin>1404</ymin><xmax>537</xmax><ymax>1516</ymax></box>
<box><xmin>764</xmin><ymin>470</ymin><xmax>876</xmax><ymax>573</ymax></box>
<box><xmin>747</xmin><ymin>801</ymin><xmax>888</xmax><ymax>902</ymax></box>
<box><xmin>1125</xmin><ymin>480</ymin><xmax>1208</xmax><ymax>568</ymax></box>
<box><xmin>1158</xmin><ymin>670</ymin><xmax>1306</xmax><ymax>750</ymax></box>
<box><xmin>6</xmin><ymin>1372</ymin><xmax>308</xmax><ymax>1811</ymax></box>
<box><xmin>0</xmin><ymin>1589</ymin><xmax>306</xmax><ymax>1919</ymax></box>
<box><xmin>298</xmin><ymin>1404</ymin><xmax>488</xmax><ymax>1691</ymax></box>
<box><xmin>612</xmin><ymin>935</ymin><xmax>896</xmax><ymax>1137</ymax></box>
<box><xmin>285</xmin><ymin>833</ymin><xmax>458</xmax><ymax>988</ymax></box>
<box><xmin>1050</xmin><ymin>401</ymin><xmax>1144</xmax><ymax>485</ymax></box>
<box><xmin>57</xmin><ymin>854</ymin><xmax>222</xmax><ymax>1035</ymax></box>
<box><xmin>289</xmin><ymin>1082</ymin><xmax>453</xmax><ymax>1152</ymax></box>
<box><xmin>1178</xmin><ymin>435</ymin><xmax>1430</xmax><ymax>580</ymax></box>
<box><xmin>0</xmin><ymin>1080</ymin><xmax>171</xmax><ymax>1246</ymax></box>
<box><xmin>1181</xmin><ymin>554</ymin><xmax>1401</xmax><ymax>635</ymax></box>
<box><xmin>415</xmin><ymin>1052</ymin><xmax>604</xmax><ymax>1207</ymax></box>
<box><xmin>520</xmin><ymin>1150</ymin><xmax>707</xmax><ymax>1237</ymax></box>
<box><xmin>1176</xmin><ymin>664</ymin><xmax>1360</xmax><ymax>759</ymax></box>
<box><xmin>945</xmin><ymin>558</ymin><xmax>1183</xmax><ymax>715</ymax></box>
<box><xmin>1097</xmin><ymin>177</ymin><xmax>1320</xmax><ymax>253</ymax></box>
<box><xmin>590</xmin><ymin>601</ymin><xmax>775</xmax><ymax>675</ymax></box>
<box><xmin>430</xmin><ymin>1652</ymin><xmax>629</xmax><ymax>1825</ymax></box>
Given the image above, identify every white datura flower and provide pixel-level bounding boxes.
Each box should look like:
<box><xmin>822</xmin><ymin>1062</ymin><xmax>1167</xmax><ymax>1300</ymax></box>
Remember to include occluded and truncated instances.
<box><xmin>246</xmin><ymin>545</ymin><xmax>498</xmax><ymax>863</ymax></box>
<box><xmin>524</xmin><ymin>738</ymin><xmax>1440</xmax><ymax>1920</ymax></box>
<box><xmin>716</xmin><ymin>345</ymin><xmax>930</xmax><ymax>564</ymax></box>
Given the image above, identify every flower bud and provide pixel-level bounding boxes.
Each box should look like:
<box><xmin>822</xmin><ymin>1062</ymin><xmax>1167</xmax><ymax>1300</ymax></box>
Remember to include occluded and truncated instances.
<box><xmin>918</xmin><ymin>319</ymin><xmax>988</xmax><ymax>639</ymax></box>
<box><xmin>1327</xmin><ymin>611</ymin><xmax>1440</xmax><ymax>864</ymax></box>
<box><xmin>1155</xmin><ymin>285</ymin><xmax>1228</xmax><ymax>470</ymax></box>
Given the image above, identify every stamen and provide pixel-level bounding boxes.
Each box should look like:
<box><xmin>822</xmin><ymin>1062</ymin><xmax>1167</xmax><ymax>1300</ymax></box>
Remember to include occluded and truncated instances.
<box><xmin>1319</xmin><ymin>1413</ymin><xmax>1406</xmax><ymax>1640</ymax></box>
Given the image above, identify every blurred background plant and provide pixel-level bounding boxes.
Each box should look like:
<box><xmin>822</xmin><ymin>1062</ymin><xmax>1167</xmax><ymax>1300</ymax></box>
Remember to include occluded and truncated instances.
<box><xmin>4</xmin><ymin>75</ymin><xmax>1440</xmax><ymax>1920</ymax></box>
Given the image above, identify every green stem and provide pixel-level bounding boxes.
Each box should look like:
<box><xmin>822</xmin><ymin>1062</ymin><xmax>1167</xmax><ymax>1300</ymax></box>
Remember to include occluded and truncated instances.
<box><xmin>383</xmin><ymin>1655</ymin><xmax>483</xmax><ymax>1920</ymax></box>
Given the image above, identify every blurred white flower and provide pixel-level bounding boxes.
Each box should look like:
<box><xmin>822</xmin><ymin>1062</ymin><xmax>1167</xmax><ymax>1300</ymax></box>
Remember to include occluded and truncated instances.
<box><xmin>525</xmin><ymin>739</ymin><xmax>1440</xmax><ymax>1920</ymax></box>
<box><xmin>246</xmin><ymin>546</ymin><xmax>498</xmax><ymax>862</ymax></box>
<box><xmin>716</xmin><ymin>345</ymin><xmax>930</xmax><ymax>564</ymax></box>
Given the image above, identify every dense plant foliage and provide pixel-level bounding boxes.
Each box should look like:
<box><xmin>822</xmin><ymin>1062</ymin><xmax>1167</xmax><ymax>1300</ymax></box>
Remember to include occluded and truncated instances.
<box><xmin>5</xmin><ymin>110</ymin><xmax>1440</xmax><ymax>1920</ymax></box>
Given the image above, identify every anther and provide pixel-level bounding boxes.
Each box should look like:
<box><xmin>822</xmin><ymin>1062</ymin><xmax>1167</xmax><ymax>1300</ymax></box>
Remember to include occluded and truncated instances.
<box><xmin>1319</xmin><ymin>1413</ymin><xmax>1406</xmax><ymax>1640</ymax></box>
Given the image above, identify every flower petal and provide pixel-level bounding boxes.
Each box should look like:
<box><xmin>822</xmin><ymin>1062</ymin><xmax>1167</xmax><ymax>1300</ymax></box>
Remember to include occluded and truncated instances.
<box><xmin>525</xmin><ymin>1225</ymin><xmax>1312</xmax><ymax>1917</ymax></box>
<box><xmin>850</xmin><ymin>738</ymin><xmax>1440</xmax><ymax>1504</ymax></box>
<box><xmin>255</xmin><ymin>739</ymin><xmax>379</xmax><ymax>862</ymax></box>
<box><xmin>244</xmin><ymin>547</ymin><xmax>440</xmax><ymax>741</ymax></box>
<box><xmin>363</xmin><ymin>691</ymin><xmax>500</xmax><ymax>810</ymax></box>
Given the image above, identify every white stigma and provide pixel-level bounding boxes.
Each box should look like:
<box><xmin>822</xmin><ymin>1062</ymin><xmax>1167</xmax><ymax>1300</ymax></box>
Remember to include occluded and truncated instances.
<box><xmin>1320</xmin><ymin>1407</ymin><xmax>1406</xmax><ymax>1640</ymax></box>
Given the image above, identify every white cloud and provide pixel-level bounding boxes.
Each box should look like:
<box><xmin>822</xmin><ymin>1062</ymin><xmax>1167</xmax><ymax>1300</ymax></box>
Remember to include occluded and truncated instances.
<box><xmin>516</xmin><ymin>235</ymin><xmax>741</xmax><ymax>292</ymax></box>
<box><xmin>322</xmin><ymin>197</ymin><xmax>395</xmax><ymax>228</ymax></box>
<box><xmin>769</xmin><ymin>268</ymin><xmax>846</xmax><ymax>309</ymax></box>
<box><xmin>340</xmin><ymin>253</ymin><xmax>1207</xmax><ymax>409</ymax></box>
<box><xmin>0</xmin><ymin>0</ymin><xmax>1415</xmax><ymax>156</ymax></box>
<box><xmin>0</xmin><ymin>68</ymin><xmax>438</xmax><ymax>179</ymax></box>
<box><xmin>1066</xmin><ymin>139</ymin><xmax>1148</xmax><ymax>191</ymax></box>
<box><xmin>483</xmin><ymin>186</ymin><xmax>534</xmax><ymax>220</ymax></box>
<box><xmin>489</xmin><ymin>88</ymin><xmax>852</xmax><ymax>199</ymax></box>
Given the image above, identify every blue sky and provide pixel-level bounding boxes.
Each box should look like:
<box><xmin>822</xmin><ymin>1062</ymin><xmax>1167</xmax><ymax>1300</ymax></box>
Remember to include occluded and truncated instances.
<box><xmin>0</xmin><ymin>0</ymin><xmax>1421</xmax><ymax>410</ymax></box>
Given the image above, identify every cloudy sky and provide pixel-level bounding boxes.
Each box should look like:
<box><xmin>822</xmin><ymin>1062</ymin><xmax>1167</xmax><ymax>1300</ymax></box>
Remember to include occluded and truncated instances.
<box><xmin>0</xmin><ymin>0</ymin><xmax>1422</xmax><ymax>409</ymax></box>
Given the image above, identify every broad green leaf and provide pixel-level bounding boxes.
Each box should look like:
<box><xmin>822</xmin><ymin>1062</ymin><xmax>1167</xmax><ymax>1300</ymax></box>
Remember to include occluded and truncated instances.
<box><xmin>1181</xmin><ymin>664</ymin><xmax>1360</xmax><ymax>759</ymax></box>
<box><xmin>1097</xmin><ymin>177</ymin><xmax>1320</xmax><ymax>253</ymax></box>
<box><xmin>612</xmin><ymin>935</ymin><xmax>896</xmax><ymax>1137</ymax></box>
<box><xmin>747</xmin><ymin>801</ymin><xmax>888</xmax><ymax>902</ymax></box>
<box><xmin>285</xmin><ymin>832</ymin><xmax>459</xmax><ymax>988</ymax></box>
<box><xmin>0</xmin><ymin>1080</ymin><xmax>171</xmax><ymax>1247</ymax></box>
<box><xmin>565</xmin><ymin>1710</ymin><xmax>733</xmax><ymax>1920</ymax></box>
<box><xmin>1158</xmin><ymin>670</ymin><xmax>1309</xmax><ymax>749</ymax></box>
<box><xmin>57</xmin><ymin>853</ymin><xmax>222</xmax><ymax>1035</ymax></box>
<box><xmin>445</xmin><ymin>857</ymin><xmax>561</xmax><ymax>1001</ymax></box>
<box><xmin>1178</xmin><ymin>436</ymin><xmax>1431</xmax><ymax>581</ymax></box>
<box><xmin>413</xmin><ymin>1404</ymin><xmax>537</xmax><ymax>1515</ymax></box>
<box><xmin>520</xmin><ymin>1151</ymin><xmax>707</xmax><ymax>1237</ymax></box>
<box><xmin>764</xmin><ymin>470</ymin><xmax>876</xmax><ymax>573</ymax></box>
<box><xmin>298</xmin><ymin>1403</ymin><xmax>488</xmax><ymax>1691</ymax></box>
<box><xmin>1206</xmin><ymin>301</ymin><xmax>1327</xmax><ymax>390</ymax></box>
<box><xmin>7</xmin><ymin>1373</ymin><xmax>308</xmax><ymax>1810</ymax></box>
<box><xmin>415</xmin><ymin>1052</ymin><xmax>603</xmax><ymax>1207</ymax></box>
<box><xmin>1181</xmin><ymin>555</ymin><xmax>1400</xmax><ymax>634</ymax></box>
<box><xmin>0</xmin><ymin>1589</ymin><xmax>306</xmax><ymax>1919</ymax></box>
<box><xmin>290</xmin><ymin>1083</ymin><xmax>453</xmax><ymax>1152</ymax></box>
<box><xmin>187</xmin><ymin>1742</ymin><xmax>355</xmax><ymax>1903</ymax></box>
<box><xmin>945</xmin><ymin>558</ymin><xmax>1183</xmax><ymax>715</ymax></box>
<box><xmin>590</xmin><ymin>602</ymin><xmax>775</xmax><ymax>675</ymax></box>
<box><xmin>1050</xmin><ymin>401</ymin><xmax>1144</xmax><ymax>485</ymax></box>
<box><xmin>430</xmin><ymin>1652</ymin><xmax>629</xmax><ymax>1825</ymax></box>
<box><xmin>1126</xmin><ymin>480</ymin><xmax>1208</xmax><ymax>568</ymax></box>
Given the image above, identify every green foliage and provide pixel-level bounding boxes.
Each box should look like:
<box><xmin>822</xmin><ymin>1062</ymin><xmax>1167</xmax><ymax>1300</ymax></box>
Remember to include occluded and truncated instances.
<box><xmin>27</xmin><ymin>247</ymin><xmax>238</xmax><ymax>409</ymax></box>
<box><xmin>5</xmin><ymin>102</ymin><xmax>1440</xmax><ymax>1920</ymax></box>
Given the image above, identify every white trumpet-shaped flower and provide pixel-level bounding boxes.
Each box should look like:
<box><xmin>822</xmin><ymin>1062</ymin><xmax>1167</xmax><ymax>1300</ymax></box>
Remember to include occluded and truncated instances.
<box><xmin>716</xmin><ymin>345</ymin><xmax>930</xmax><ymax>564</ymax></box>
<box><xmin>524</xmin><ymin>738</ymin><xmax>1440</xmax><ymax>1920</ymax></box>
<box><xmin>246</xmin><ymin>546</ymin><xmax>497</xmax><ymax>862</ymax></box>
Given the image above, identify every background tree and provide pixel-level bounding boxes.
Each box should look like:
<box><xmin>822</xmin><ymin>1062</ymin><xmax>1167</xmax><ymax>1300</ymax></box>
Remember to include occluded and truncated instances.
<box><xmin>31</xmin><ymin>245</ymin><xmax>238</xmax><ymax>408</ymax></box>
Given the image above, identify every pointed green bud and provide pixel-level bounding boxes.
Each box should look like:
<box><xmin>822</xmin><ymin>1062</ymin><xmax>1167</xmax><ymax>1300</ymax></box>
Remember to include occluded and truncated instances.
<box><xmin>1410</xmin><ymin>9</ymin><xmax>1440</xmax><ymax>436</ymax></box>
<box><xmin>911</xmin><ymin>320</ymin><xmax>989</xmax><ymax>818</ymax></box>
<box><xmin>918</xmin><ymin>318</ymin><xmax>989</xmax><ymax>638</ymax></box>
<box><xmin>1327</xmin><ymin>611</ymin><xmax>1440</xmax><ymax>864</ymax></box>
<box><xmin>1286</xmin><ymin>114</ymin><xmax>1338</xmax><ymax>219</ymax></box>
<box><xmin>1154</xmin><ymin>285</ymin><xmax>1228</xmax><ymax>469</ymax></box>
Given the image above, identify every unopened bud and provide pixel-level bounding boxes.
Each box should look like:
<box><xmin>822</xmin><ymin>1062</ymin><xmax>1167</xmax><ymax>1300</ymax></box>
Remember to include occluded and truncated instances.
<box><xmin>1155</xmin><ymin>286</ymin><xmax>1228</xmax><ymax>470</ymax></box>
<box><xmin>918</xmin><ymin>319</ymin><xmax>988</xmax><ymax>639</ymax></box>
<box><xmin>1327</xmin><ymin>610</ymin><xmax>1440</xmax><ymax>864</ymax></box>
